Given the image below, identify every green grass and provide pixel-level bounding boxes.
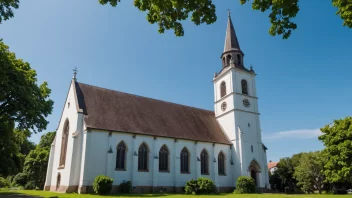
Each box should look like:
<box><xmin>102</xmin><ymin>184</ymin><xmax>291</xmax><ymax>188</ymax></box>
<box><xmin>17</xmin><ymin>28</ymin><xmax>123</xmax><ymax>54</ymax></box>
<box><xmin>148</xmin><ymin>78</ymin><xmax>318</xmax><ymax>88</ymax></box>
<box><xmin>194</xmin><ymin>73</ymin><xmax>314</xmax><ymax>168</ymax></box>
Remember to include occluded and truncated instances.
<box><xmin>1</xmin><ymin>189</ymin><xmax>352</xmax><ymax>198</ymax></box>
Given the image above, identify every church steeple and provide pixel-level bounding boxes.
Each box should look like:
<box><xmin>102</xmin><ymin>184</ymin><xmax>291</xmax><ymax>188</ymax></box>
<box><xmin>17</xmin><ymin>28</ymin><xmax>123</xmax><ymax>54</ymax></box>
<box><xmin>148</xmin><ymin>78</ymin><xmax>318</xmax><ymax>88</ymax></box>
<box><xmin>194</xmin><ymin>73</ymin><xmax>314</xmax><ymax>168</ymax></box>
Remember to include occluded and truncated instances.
<box><xmin>221</xmin><ymin>12</ymin><xmax>244</xmax><ymax>69</ymax></box>
<box><xmin>224</xmin><ymin>11</ymin><xmax>241</xmax><ymax>52</ymax></box>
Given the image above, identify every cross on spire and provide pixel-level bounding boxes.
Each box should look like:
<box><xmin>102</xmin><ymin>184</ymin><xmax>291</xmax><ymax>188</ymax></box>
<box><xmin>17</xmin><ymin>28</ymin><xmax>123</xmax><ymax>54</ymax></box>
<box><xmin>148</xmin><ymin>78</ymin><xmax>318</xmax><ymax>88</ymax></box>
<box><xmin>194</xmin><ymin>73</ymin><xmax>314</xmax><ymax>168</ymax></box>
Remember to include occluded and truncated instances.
<box><xmin>73</xmin><ymin>67</ymin><xmax>78</xmax><ymax>81</ymax></box>
<box><xmin>227</xmin><ymin>9</ymin><xmax>231</xmax><ymax>17</ymax></box>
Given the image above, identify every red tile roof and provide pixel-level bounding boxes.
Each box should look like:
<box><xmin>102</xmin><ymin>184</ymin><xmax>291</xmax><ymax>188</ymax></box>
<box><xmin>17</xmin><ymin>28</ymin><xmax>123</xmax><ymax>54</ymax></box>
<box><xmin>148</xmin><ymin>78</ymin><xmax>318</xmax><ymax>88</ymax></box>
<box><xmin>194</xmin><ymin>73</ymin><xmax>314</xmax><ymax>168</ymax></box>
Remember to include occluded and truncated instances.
<box><xmin>268</xmin><ymin>162</ymin><xmax>278</xmax><ymax>170</ymax></box>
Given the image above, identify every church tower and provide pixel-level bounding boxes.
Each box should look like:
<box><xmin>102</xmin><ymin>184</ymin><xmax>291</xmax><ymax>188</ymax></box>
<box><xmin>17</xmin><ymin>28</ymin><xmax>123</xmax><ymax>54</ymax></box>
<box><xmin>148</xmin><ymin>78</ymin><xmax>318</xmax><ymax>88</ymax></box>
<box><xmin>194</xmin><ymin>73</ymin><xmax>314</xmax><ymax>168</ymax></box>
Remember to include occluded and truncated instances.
<box><xmin>213</xmin><ymin>13</ymin><xmax>269</xmax><ymax>188</ymax></box>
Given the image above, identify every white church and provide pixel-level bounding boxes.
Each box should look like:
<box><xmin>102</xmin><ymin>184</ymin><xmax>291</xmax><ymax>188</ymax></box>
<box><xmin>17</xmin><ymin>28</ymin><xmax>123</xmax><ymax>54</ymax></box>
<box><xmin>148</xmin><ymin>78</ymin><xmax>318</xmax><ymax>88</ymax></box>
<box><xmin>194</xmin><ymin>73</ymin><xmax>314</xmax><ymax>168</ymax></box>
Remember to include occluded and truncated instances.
<box><xmin>44</xmin><ymin>14</ymin><xmax>270</xmax><ymax>194</ymax></box>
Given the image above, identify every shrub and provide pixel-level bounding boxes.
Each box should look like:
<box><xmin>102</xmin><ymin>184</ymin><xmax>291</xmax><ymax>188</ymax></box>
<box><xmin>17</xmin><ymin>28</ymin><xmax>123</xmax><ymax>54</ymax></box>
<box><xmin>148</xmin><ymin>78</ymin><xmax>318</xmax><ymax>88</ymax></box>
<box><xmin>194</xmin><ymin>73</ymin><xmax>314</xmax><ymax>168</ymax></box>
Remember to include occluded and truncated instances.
<box><xmin>12</xmin><ymin>173</ymin><xmax>28</xmax><ymax>187</ymax></box>
<box><xmin>185</xmin><ymin>178</ymin><xmax>216</xmax><ymax>195</ymax></box>
<box><xmin>234</xmin><ymin>176</ymin><xmax>255</xmax><ymax>194</ymax></box>
<box><xmin>93</xmin><ymin>175</ymin><xmax>113</xmax><ymax>195</ymax></box>
<box><xmin>119</xmin><ymin>181</ymin><xmax>132</xmax><ymax>193</ymax></box>
<box><xmin>24</xmin><ymin>181</ymin><xmax>36</xmax><ymax>190</ymax></box>
<box><xmin>184</xmin><ymin>179</ymin><xmax>198</xmax><ymax>194</ymax></box>
<box><xmin>0</xmin><ymin>177</ymin><xmax>10</xmax><ymax>188</ymax></box>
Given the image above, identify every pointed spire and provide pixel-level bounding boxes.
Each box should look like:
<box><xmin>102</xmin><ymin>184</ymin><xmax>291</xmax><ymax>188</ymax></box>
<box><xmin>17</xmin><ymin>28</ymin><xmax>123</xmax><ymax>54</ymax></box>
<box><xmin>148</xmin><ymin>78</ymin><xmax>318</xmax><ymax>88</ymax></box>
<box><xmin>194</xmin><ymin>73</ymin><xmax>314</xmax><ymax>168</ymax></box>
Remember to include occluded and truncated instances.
<box><xmin>224</xmin><ymin>11</ymin><xmax>241</xmax><ymax>53</ymax></box>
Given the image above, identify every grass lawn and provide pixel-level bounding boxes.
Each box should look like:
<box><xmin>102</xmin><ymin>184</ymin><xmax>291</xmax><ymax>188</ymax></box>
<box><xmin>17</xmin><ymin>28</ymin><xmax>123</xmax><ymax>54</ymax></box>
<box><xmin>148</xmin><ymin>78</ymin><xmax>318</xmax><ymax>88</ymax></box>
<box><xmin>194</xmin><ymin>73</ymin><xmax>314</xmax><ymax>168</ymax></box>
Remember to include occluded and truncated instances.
<box><xmin>1</xmin><ymin>189</ymin><xmax>352</xmax><ymax>198</ymax></box>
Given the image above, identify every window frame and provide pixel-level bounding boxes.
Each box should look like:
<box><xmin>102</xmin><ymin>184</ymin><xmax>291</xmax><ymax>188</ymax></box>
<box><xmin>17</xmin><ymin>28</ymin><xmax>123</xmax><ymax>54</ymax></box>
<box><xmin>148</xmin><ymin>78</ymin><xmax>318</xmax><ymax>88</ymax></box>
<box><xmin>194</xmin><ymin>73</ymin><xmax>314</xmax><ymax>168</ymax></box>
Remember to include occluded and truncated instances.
<box><xmin>218</xmin><ymin>151</ymin><xmax>226</xmax><ymax>175</ymax></box>
<box><xmin>138</xmin><ymin>142</ymin><xmax>149</xmax><ymax>172</ymax></box>
<box><xmin>180</xmin><ymin>147</ymin><xmax>190</xmax><ymax>174</ymax></box>
<box><xmin>59</xmin><ymin>119</ymin><xmax>69</xmax><ymax>168</ymax></box>
<box><xmin>115</xmin><ymin>141</ymin><xmax>127</xmax><ymax>171</ymax></box>
<box><xmin>159</xmin><ymin>144</ymin><xmax>170</xmax><ymax>172</ymax></box>
<box><xmin>241</xmin><ymin>79</ymin><xmax>248</xmax><ymax>95</ymax></box>
<box><xmin>220</xmin><ymin>81</ymin><xmax>226</xmax><ymax>98</ymax></box>
<box><xmin>200</xmin><ymin>149</ymin><xmax>209</xmax><ymax>175</ymax></box>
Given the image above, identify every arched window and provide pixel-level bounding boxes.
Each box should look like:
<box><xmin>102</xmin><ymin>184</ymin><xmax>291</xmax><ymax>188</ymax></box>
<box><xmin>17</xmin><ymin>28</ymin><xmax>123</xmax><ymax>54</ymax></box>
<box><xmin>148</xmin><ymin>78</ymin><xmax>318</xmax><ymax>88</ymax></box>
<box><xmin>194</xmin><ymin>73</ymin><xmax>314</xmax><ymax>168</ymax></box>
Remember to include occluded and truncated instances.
<box><xmin>237</xmin><ymin>54</ymin><xmax>241</xmax><ymax>65</ymax></box>
<box><xmin>159</xmin><ymin>145</ymin><xmax>169</xmax><ymax>172</ymax></box>
<box><xmin>220</xmin><ymin>81</ymin><xmax>226</xmax><ymax>97</ymax></box>
<box><xmin>180</xmin><ymin>147</ymin><xmax>189</xmax><ymax>173</ymax></box>
<box><xmin>138</xmin><ymin>142</ymin><xmax>149</xmax><ymax>171</ymax></box>
<box><xmin>226</xmin><ymin>55</ymin><xmax>232</xmax><ymax>66</ymax></box>
<box><xmin>241</xmin><ymin>79</ymin><xmax>248</xmax><ymax>95</ymax></box>
<box><xmin>218</xmin><ymin>151</ymin><xmax>225</xmax><ymax>175</ymax></box>
<box><xmin>251</xmin><ymin>145</ymin><xmax>254</xmax><ymax>153</ymax></box>
<box><xmin>59</xmin><ymin>120</ymin><xmax>69</xmax><ymax>167</ymax></box>
<box><xmin>116</xmin><ymin>141</ymin><xmax>127</xmax><ymax>170</ymax></box>
<box><xmin>222</xmin><ymin>57</ymin><xmax>225</xmax><ymax>68</ymax></box>
<box><xmin>200</xmin><ymin>149</ymin><xmax>209</xmax><ymax>175</ymax></box>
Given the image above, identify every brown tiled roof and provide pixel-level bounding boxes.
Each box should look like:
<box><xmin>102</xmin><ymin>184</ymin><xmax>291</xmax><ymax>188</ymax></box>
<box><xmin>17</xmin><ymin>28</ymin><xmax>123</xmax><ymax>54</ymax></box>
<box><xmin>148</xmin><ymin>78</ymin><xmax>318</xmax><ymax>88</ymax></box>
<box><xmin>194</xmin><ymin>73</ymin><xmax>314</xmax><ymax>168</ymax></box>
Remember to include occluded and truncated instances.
<box><xmin>75</xmin><ymin>82</ymin><xmax>231</xmax><ymax>145</ymax></box>
<box><xmin>268</xmin><ymin>162</ymin><xmax>278</xmax><ymax>170</ymax></box>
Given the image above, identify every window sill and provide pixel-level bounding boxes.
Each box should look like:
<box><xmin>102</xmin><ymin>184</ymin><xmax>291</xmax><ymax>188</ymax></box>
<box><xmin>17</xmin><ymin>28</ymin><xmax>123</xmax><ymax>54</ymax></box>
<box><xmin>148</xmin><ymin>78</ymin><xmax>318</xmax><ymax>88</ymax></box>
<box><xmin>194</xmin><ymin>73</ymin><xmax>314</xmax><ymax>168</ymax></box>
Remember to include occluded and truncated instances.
<box><xmin>138</xmin><ymin>170</ymin><xmax>149</xmax><ymax>172</ymax></box>
<box><xmin>181</xmin><ymin>172</ymin><xmax>190</xmax><ymax>174</ymax></box>
<box><xmin>115</xmin><ymin>168</ymin><xmax>126</xmax><ymax>171</ymax></box>
<box><xmin>58</xmin><ymin>165</ymin><xmax>65</xmax><ymax>170</ymax></box>
<box><xmin>219</xmin><ymin>174</ymin><xmax>227</xmax><ymax>176</ymax></box>
<box><xmin>159</xmin><ymin>170</ymin><xmax>170</xmax><ymax>173</ymax></box>
<box><xmin>201</xmin><ymin>173</ymin><xmax>209</xmax><ymax>175</ymax></box>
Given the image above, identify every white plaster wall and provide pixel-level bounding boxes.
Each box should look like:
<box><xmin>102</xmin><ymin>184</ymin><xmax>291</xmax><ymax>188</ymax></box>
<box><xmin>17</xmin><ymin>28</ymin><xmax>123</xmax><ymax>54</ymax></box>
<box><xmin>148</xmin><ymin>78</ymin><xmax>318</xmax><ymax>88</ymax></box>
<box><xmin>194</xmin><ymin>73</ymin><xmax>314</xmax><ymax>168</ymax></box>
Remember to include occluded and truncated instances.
<box><xmin>81</xmin><ymin>131</ymin><xmax>233</xmax><ymax>188</ymax></box>
<box><xmin>48</xmin><ymin>81</ymin><xmax>80</xmax><ymax>187</ymax></box>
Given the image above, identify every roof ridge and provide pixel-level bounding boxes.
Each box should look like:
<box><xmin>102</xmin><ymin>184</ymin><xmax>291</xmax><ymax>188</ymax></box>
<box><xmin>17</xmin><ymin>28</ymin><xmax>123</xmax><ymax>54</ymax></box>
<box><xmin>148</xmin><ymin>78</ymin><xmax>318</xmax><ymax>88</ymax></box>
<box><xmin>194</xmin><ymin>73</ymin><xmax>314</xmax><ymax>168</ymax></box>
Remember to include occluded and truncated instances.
<box><xmin>76</xmin><ymin>81</ymin><xmax>215</xmax><ymax>114</ymax></box>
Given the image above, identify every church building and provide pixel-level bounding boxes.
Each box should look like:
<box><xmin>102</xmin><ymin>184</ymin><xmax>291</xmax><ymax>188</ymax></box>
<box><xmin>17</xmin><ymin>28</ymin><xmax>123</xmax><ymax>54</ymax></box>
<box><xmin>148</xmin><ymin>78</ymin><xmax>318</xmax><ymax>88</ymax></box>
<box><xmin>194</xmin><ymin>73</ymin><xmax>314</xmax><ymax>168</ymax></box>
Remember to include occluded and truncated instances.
<box><xmin>44</xmin><ymin>14</ymin><xmax>270</xmax><ymax>194</ymax></box>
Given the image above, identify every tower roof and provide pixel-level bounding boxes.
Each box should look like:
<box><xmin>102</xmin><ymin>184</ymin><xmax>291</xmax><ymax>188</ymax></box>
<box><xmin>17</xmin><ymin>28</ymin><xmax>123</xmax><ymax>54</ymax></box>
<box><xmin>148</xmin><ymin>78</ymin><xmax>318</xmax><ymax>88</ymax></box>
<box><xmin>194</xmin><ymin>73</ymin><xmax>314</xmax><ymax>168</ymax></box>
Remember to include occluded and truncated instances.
<box><xmin>223</xmin><ymin>13</ymin><xmax>241</xmax><ymax>53</ymax></box>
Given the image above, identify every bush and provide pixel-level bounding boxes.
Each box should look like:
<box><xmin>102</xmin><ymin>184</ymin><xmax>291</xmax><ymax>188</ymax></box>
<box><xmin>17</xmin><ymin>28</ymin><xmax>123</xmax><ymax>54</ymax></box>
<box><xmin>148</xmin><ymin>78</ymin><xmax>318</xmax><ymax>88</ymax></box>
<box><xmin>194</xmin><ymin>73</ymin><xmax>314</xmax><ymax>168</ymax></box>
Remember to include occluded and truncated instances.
<box><xmin>24</xmin><ymin>181</ymin><xmax>36</xmax><ymax>190</ymax></box>
<box><xmin>12</xmin><ymin>173</ymin><xmax>28</xmax><ymax>187</ymax></box>
<box><xmin>0</xmin><ymin>177</ymin><xmax>10</xmax><ymax>188</ymax></box>
<box><xmin>185</xmin><ymin>178</ymin><xmax>216</xmax><ymax>195</ymax></box>
<box><xmin>119</xmin><ymin>181</ymin><xmax>132</xmax><ymax>193</ymax></box>
<box><xmin>234</xmin><ymin>176</ymin><xmax>255</xmax><ymax>194</ymax></box>
<box><xmin>93</xmin><ymin>175</ymin><xmax>113</xmax><ymax>195</ymax></box>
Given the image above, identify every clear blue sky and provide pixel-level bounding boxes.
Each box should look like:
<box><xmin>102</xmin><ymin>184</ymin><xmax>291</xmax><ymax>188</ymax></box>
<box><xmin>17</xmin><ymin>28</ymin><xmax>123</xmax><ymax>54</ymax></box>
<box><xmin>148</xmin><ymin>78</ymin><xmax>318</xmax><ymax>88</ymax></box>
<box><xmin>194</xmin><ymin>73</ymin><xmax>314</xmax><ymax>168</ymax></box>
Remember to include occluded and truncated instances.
<box><xmin>1</xmin><ymin>0</ymin><xmax>351</xmax><ymax>162</ymax></box>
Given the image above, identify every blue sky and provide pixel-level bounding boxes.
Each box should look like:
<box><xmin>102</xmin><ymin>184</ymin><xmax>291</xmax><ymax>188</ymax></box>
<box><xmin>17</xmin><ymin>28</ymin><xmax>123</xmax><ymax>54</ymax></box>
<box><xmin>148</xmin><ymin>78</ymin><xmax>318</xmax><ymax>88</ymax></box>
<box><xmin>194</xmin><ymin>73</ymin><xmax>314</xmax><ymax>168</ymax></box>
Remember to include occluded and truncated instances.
<box><xmin>0</xmin><ymin>0</ymin><xmax>351</xmax><ymax>162</ymax></box>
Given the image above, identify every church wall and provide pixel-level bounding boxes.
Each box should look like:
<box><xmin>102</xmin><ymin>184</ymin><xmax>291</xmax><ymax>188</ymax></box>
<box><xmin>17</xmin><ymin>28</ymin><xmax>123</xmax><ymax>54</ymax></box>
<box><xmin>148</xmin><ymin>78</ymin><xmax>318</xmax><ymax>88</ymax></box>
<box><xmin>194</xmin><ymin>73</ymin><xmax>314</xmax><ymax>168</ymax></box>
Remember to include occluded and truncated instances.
<box><xmin>79</xmin><ymin>130</ymin><xmax>233</xmax><ymax>193</ymax></box>
<box><xmin>46</xmin><ymin>81</ymin><xmax>80</xmax><ymax>191</ymax></box>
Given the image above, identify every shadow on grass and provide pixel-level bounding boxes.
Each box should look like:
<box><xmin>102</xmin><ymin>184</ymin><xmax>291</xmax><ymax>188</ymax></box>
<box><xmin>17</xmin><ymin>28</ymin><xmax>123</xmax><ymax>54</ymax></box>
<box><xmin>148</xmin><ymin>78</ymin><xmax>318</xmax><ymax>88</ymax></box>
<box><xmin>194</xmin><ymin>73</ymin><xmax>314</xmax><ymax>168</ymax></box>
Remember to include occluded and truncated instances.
<box><xmin>0</xmin><ymin>191</ymin><xmax>43</xmax><ymax>198</ymax></box>
<box><xmin>91</xmin><ymin>194</ymin><xmax>169</xmax><ymax>197</ymax></box>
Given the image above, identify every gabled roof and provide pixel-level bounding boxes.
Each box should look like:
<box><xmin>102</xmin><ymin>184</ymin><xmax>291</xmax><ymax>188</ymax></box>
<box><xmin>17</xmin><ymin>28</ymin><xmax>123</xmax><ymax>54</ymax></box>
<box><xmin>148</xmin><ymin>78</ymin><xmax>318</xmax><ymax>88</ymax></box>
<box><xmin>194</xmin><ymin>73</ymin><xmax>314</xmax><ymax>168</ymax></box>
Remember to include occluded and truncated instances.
<box><xmin>74</xmin><ymin>82</ymin><xmax>231</xmax><ymax>145</ymax></box>
<box><xmin>268</xmin><ymin>161</ymin><xmax>278</xmax><ymax>170</ymax></box>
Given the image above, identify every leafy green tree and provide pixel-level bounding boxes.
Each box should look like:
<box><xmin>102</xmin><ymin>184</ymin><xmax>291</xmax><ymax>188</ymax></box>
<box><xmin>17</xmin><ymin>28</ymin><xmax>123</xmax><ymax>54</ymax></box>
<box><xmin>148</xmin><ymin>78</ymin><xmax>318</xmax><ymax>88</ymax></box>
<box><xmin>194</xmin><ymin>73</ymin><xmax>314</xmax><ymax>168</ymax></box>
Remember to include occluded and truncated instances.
<box><xmin>319</xmin><ymin>116</ymin><xmax>352</xmax><ymax>184</ymax></box>
<box><xmin>99</xmin><ymin>0</ymin><xmax>352</xmax><ymax>38</ymax></box>
<box><xmin>0</xmin><ymin>39</ymin><xmax>53</xmax><ymax>133</ymax></box>
<box><xmin>2</xmin><ymin>1</ymin><xmax>351</xmax><ymax>38</ymax></box>
<box><xmin>23</xmin><ymin>132</ymin><xmax>55</xmax><ymax>189</ymax></box>
<box><xmin>294</xmin><ymin>151</ymin><xmax>325</xmax><ymax>194</ymax></box>
<box><xmin>269</xmin><ymin>171</ymin><xmax>283</xmax><ymax>191</ymax></box>
<box><xmin>276</xmin><ymin>157</ymin><xmax>297</xmax><ymax>190</ymax></box>
<box><xmin>0</xmin><ymin>39</ymin><xmax>53</xmax><ymax>176</ymax></box>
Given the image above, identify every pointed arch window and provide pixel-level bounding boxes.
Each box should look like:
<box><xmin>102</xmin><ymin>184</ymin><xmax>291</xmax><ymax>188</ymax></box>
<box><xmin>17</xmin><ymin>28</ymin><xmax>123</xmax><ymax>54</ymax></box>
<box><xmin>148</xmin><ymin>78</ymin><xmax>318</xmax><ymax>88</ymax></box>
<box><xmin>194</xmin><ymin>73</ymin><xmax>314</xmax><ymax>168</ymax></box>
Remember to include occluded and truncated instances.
<box><xmin>180</xmin><ymin>147</ymin><xmax>190</xmax><ymax>173</ymax></box>
<box><xmin>237</xmin><ymin>54</ymin><xmax>242</xmax><ymax>65</ymax></box>
<box><xmin>159</xmin><ymin>145</ymin><xmax>169</xmax><ymax>172</ymax></box>
<box><xmin>220</xmin><ymin>81</ymin><xmax>226</xmax><ymax>98</ymax></box>
<box><xmin>201</xmin><ymin>149</ymin><xmax>209</xmax><ymax>175</ymax></box>
<box><xmin>59</xmin><ymin>120</ymin><xmax>69</xmax><ymax>167</ymax></box>
<box><xmin>138</xmin><ymin>143</ymin><xmax>149</xmax><ymax>171</ymax></box>
<box><xmin>116</xmin><ymin>141</ymin><xmax>127</xmax><ymax>170</ymax></box>
<box><xmin>218</xmin><ymin>151</ymin><xmax>225</xmax><ymax>175</ymax></box>
<box><xmin>241</xmin><ymin>79</ymin><xmax>248</xmax><ymax>95</ymax></box>
<box><xmin>222</xmin><ymin>57</ymin><xmax>226</xmax><ymax>68</ymax></box>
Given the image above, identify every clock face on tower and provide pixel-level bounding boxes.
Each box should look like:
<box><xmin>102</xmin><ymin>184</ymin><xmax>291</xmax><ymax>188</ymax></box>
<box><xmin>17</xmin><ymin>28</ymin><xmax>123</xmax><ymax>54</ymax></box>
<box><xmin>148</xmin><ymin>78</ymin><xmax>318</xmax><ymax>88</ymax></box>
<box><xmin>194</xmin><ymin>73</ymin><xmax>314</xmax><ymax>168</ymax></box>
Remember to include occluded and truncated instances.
<box><xmin>243</xmin><ymin>99</ymin><xmax>250</xmax><ymax>108</ymax></box>
<box><xmin>221</xmin><ymin>102</ymin><xmax>227</xmax><ymax>111</ymax></box>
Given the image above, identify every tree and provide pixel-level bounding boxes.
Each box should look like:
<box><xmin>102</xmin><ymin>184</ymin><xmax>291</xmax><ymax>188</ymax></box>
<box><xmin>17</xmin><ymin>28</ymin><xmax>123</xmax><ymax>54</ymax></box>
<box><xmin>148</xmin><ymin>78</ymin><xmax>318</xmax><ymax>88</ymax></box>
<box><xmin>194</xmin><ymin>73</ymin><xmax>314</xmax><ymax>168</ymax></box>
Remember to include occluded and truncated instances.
<box><xmin>319</xmin><ymin>117</ymin><xmax>352</xmax><ymax>184</ymax></box>
<box><xmin>294</xmin><ymin>151</ymin><xmax>325</xmax><ymax>194</ymax></box>
<box><xmin>275</xmin><ymin>157</ymin><xmax>297</xmax><ymax>191</ymax></box>
<box><xmin>0</xmin><ymin>39</ymin><xmax>53</xmax><ymax>176</ymax></box>
<box><xmin>23</xmin><ymin>132</ymin><xmax>56</xmax><ymax>189</ymax></box>
<box><xmin>2</xmin><ymin>1</ymin><xmax>351</xmax><ymax>38</ymax></box>
<box><xmin>0</xmin><ymin>39</ymin><xmax>54</xmax><ymax>133</ymax></box>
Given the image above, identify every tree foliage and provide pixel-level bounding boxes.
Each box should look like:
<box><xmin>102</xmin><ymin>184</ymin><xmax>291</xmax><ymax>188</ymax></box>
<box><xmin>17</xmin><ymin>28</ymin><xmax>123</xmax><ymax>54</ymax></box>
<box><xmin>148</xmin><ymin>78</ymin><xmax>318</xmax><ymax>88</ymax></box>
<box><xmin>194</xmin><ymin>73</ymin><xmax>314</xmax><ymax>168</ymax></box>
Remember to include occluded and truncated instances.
<box><xmin>319</xmin><ymin>116</ymin><xmax>352</xmax><ymax>184</ymax></box>
<box><xmin>1</xmin><ymin>0</ymin><xmax>351</xmax><ymax>38</ymax></box>
<box><xmin>293</xmin><ymin>151</ymin><xmax>325</xmax><ymax>194</ymax></box>
<box><xmin>23</xmin><ymin>132</ymin><xmax>56</xmax><ymax>189</ymax></box>
<box><xmin>0</xmin><ymin>39</ymin><xmax>54</xmax><ymax>133</ymax></box>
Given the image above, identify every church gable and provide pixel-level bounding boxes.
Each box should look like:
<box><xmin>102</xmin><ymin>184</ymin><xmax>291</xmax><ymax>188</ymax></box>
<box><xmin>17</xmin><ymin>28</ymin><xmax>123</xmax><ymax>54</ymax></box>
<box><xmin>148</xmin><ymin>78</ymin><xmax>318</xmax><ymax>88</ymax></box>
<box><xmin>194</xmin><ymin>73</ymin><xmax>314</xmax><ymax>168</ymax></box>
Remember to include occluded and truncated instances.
<box><xmin>74</xmin><ymin>82</ymin><xmax>231</xmax><ymax>145</ymax></box>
